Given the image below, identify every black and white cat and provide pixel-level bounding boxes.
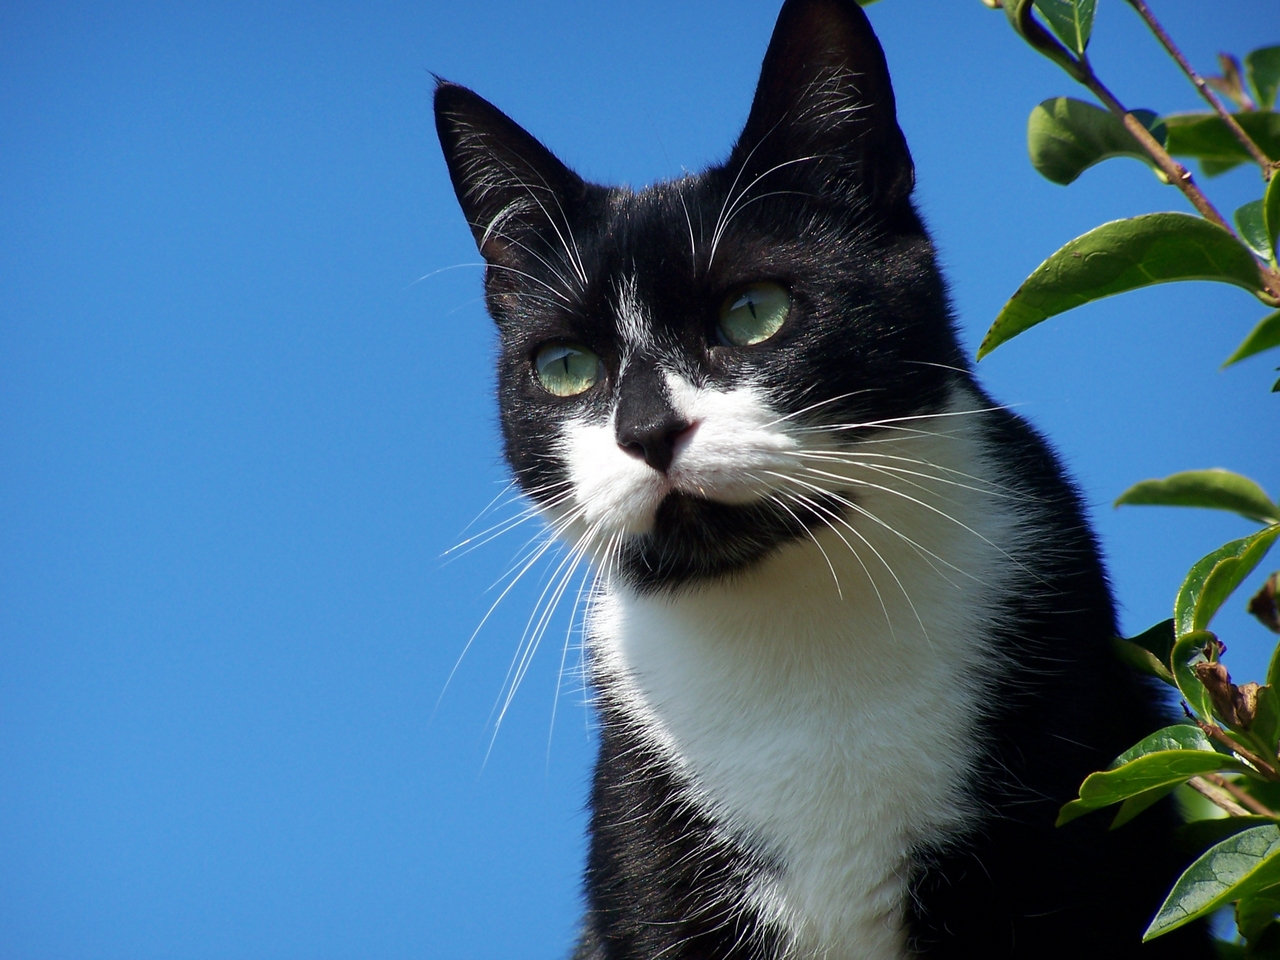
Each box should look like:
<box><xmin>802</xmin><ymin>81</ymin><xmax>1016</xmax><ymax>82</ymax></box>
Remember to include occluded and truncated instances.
<box><xmin>434</xmin><ymin>1</ymin><xmax>1212</xmax><ymax>957</ymax></box>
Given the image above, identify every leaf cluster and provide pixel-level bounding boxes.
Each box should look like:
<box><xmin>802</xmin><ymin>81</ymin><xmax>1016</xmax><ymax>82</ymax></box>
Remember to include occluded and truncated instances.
<box><xmin>982</xmin><ymin>0</ymin><xmax>1280</xmax><ymax>952</ymax></box>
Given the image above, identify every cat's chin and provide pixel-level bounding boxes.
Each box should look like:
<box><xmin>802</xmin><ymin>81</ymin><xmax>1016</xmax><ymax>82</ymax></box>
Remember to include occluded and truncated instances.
<box><xmin>614</xmin><ymin>489</ymin><xmax>845</xmax><ymax>591</ymax></box>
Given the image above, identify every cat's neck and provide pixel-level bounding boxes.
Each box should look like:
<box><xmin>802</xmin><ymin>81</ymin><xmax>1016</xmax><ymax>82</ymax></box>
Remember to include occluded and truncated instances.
<box><xmin>586</xmin><ymin>388</ymin><xmax>1028</xmax><ymax>959</ymax></box>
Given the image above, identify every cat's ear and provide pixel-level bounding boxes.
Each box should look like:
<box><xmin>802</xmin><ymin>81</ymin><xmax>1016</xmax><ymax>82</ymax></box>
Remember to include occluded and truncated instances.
<box><xmin>730</xmin><ymin>0</ymin><xmax>914</xmax><ymax>215</ymax></box>
<box><xmin>434</xmin><ymin>80</ymin><xmax>586</xmax><ymax>266</ymax></box>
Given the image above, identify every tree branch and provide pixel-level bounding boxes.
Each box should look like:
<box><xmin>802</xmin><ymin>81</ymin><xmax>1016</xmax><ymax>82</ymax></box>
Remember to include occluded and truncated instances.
<box><xmin>1075</xmin><ymin>62</ymin><xmax>1234</xmax><ymax>232</ymax></box>
<box><xmin>1192</xmin><ymin>717</ymin><xmax>1280</xmax><ymax>781</ymax></box>
<box><xmin>1204</xmin><ymin>773</ymin><xmax>1280</xmax><ymax>818</ymax></box>
<box><xmin>1187</xmin><ymin>776</ymin><xmax>1251</xmax><ymax>817</ymax></box>
<box><xmin>1074</xmin><ymin>57</ymin><xmax>1280</xmax><ymax>302</ymax></box>
<box><xmin>1124</xmin><ymin>0</ymin><xmax>1277</xmax><ymax>180</ymax></box>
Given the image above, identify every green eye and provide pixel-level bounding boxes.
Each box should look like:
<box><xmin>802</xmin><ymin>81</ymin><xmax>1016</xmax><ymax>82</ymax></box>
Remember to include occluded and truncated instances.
<box><xmin>717</xmin><ymin>282</ymin><xmax>790</xmax><ymax>346</ymax></box>
<box><xmin>533</xmin><ymin>343</ymin><xmax>602</xmax><ymax>397</ymax></box>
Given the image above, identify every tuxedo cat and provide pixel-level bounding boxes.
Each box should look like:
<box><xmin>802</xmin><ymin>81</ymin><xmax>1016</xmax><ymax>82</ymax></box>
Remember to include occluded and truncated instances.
<box><xmin>434</xmin><ymin>1</ymin><xmax>1213</xmax><ymax>956</ymax></box>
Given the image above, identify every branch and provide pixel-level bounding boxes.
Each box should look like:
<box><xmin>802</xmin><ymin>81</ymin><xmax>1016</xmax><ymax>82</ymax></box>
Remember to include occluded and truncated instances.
<box><xmin>1075</xmin><ymin>54</ymin><xmax>1280</xmax><ymax>302</ymax></box>
<box><xmin>1204</xmin><ymin>772</ymin><xmax>1280</xmax><ymax>818</ymax></box>
<box><xmin>1004</xmin><ymin>0</ymin><xmax>1280</xmax><ymax>302</ymax></box>
<box><xmin>1124</xmin><ymin>0</ymin><xmax>1277</xmax><ymax>181</ymax></box>
<box><xmin>1187</xmin><ymin>776</ymin><xmax>1251</xmax><ymax>817</ymax></box>
<box><xmin>1192</xmin><ymin>717</ymin><xmax>1280</xmax><ymax>781</ymax></box>
<box><xmin>1075</xmin><ymin>62</ymin><xmax>1234</xmax><ymax>233</ymax></box>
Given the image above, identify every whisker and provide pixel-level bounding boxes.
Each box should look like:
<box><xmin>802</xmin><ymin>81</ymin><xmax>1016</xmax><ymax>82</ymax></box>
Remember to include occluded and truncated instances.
<box><xmin>709</xmin><ymin>154</ymin><xmax>826</xmax><ymax>266</ymax></box>
<box><xmin>708</xmin><ymin>116</ymin><xmax>786</xmax><ymax>270</ymax></box>
<box><xmin>794</xmin><ymin>405</ymin><xmax>1008</xmax><ymax>434</ymax></box>
<box><xmin>675</xmin><ymin>182</ymin><xmax>698</xmax><ymax>271</ymax></box>
<box><xmin>747</xmin><ymin>473</ymin><xmax>893</xmax><ymax>632</ymax></box>
<box><xmin>759</xmin><ymin>389</ymin><xmax>882</xmax><ymax>428</ymax></box>
<box><xmin>793</xmin><ymin>449</ymin><xmax>1022</xmax><ymax>498</ymax></box>
<box><xmin>779</xmin><ymin>487</ymin><xmax>898</xmax><ymax>637</ymax></box>
<box><xmin>799</xmin><ymin>466</ymin><xmax>1025</xmax><ymax>571</ymax></box>
<box><xmin>476</xmin><ymin>259</ymin><xmax>575</xmax><ymax>304</ymax></box>
<box><xmin>453</xmin><ymin>478</ymin><xmax>521</xmax><ymax>538</ymax></box>
<box><xmin>431</xmin><ymin>519</ymin><xmax>572</xmax><ymax>721</ymax></box>
<box><xmin>776</xmin><ymin>484</ymin><xmax>931</xmax><ymax>645</ymax></box>
<box><xmin>487</xmin><ymin>519</ymin><xmax>602</xmax><ymax>755</ymax></box>
<box><xmin>448</xmin><ymin>488</ymin><xmax>578</xmax><ymax>564</ymax></box>
<box><xmin>405</xmin><ymin>261</ymin><xmax>489</xmax><ymax>290</ymax></box>
<box><xmin>479</xmin><ymin>155</ymin><xmax>587</xmax><ymax>289</ymax></box>
<box><xmin>464</xmin><ymin>216</ymin><xmax>580</xmax><ymax>296</ymax></box>
<box><xmin>765</xmin><ymin>492</ymin><xmax>843</xmax><ymax>600</ymax></box>
<box><xmin>777</xmin><ymin>470</ymin><xmax>970</xmax><ymax>589</ymax></box>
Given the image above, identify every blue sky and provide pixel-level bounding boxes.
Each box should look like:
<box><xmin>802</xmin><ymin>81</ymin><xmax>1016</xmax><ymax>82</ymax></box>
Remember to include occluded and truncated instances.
<box><xmin>2</xmin><ymin>1</ymin><xmax>1277</xmax><ymax>957</ymax></box>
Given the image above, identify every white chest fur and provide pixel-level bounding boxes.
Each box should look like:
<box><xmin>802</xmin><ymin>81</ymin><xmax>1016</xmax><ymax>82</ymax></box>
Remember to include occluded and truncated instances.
<box><xmin>585</xmin><ymin>404</ymin><xmax>1028</xmax><ymax>960</ymax></box>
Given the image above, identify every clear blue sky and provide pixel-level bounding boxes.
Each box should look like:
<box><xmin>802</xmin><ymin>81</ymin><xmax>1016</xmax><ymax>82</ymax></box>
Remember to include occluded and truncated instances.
<box><xmin>1</xmin><ymin>2</ymin><xmax>1276</xmax><ymax>957</ymax></box>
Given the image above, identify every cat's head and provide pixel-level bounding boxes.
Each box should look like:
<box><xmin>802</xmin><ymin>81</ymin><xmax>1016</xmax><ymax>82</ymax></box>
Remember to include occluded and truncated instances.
<box><xmin>434</xmin><ymin>0</ymin><xmax>968</xmax><ymax>591</ymax></box>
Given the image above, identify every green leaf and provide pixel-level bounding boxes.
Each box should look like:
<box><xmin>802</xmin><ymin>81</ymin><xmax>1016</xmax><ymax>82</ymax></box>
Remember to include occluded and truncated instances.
<box><xmin>1145</xmin><ymin>825</ymin><xmax>1280</xmax><ymax>940</ymax></box>
<box><xmin>1254</xmin><ymin>686</ymin><xmax>1280</xmax><ymax>757</ymax></box>
<box><xmin>1239</xmin><ymin>200</ymin><xmax>1277</xmax><ymax>263</ymax></box>
<box><xmin>1173</xmin><ymin>630</ymin><xmax>1220</xmax><ymax>722</ymax></box>
<box><xmin>1164</xmin><ymin>111</ymin><xmax>1280</xmax><ymax>173</ymax></box>
<box><xmin>1133</xmin><ymin>618</ymin><xmax>1177</xmax><ymax>659</ymax></box>
<box><xmin>1266</xmin><ymin>170</ymin><xmax>1280</xmax><ymax>260</ymax></box>
<box><xmin>1032</xmin><ymin>0</ymin><xmax>1096</xmax><ymax>56</ymax></box>
<box><xmin>978</xmin><ymin>214</ymin><xmax>1267</xmax><ymax>359</ymax></box>
<box><xmin>1112</xmin><ymin>619</ymin><xmax>1177</xmax><ymax>682</ymax></box>
<box><xmin>1238</xmin><ymin>883</ymin><xmax>1280</xmax><ymax>942</ymax></box>
<box><xmin>1177</xmin><ymin>528</ymin><xmax>1280</xmax><ymax>636</ymax></box>
<box><xmin>1214</xmin><ymin>941</ymin><xmax>1249</xmax><ymax>960</ymax></box>
<box><xmin>1247</xmin><ymin>47</ymin><xmax>1280</xmax><ymax>112</ymax></box>
<box><xmin>1225</xmin><ymin>312</ymin><xmax>1280</xmax><ymax>368</ymax></box>
<box><xmin>1243</xmin><ymin>781</ymin><xmax>1280</xmax><ymax>814</ymax></box>
<box><xmin>1113</xmin><ymin>636</ymin><xmax>1176</xmax><ymax>683</ymax></box>
<box><xmin>1028</xmin><ymin>98</ymin><xmax>1168</xmax><ymax>185</ymax></box>
<box><xmin>1058</xmin><ymin>749</ymin><xmax>1251</xmax><ymax>826</ymax></box>
<box><xmin>1002</xmin><ymin>0</ymin><xmax>1087</xmax><ymax>82</ymax></box>
<box><xmin>1111</xmin><ymin>783</ymin><xmax>1179</xmax><ymax>828</ymax></box>
<box><xmin>1116</xmin><ymin>470</ymin><xmax>1280</xmax><ymax>525</ymax></box>
<box><xmin>1179</xmin><ymin>816</ymin><xmax>1278</xmax><ymax>855</ymax></box>
<box><xmin>1202</xmin><ymin>157</ymin><xmax>1247</xmax><ymax>178</ymax></box>
<box><xmin>1111</xmin><ymin>724</ymin><xmax>1215</xmax><ymax>767</ymax></box>
<box><xmin>1266</xmin><ymin>640</ymin><xmax>1280</xmax><ymax>692</ymax></box>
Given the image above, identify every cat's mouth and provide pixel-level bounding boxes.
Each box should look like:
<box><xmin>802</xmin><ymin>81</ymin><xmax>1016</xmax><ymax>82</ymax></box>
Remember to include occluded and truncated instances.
<box><xmin>616</xmin><ymin>487</ymin><xmax>851</xmax><ymax>590</ymax></box>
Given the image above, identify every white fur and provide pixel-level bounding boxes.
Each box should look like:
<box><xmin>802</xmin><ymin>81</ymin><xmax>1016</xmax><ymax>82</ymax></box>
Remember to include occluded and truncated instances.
<box><xmin>560</xmin><ymin>372</ymin><xmax>802</xmax><ymax>534</ymax></box>
<box><xmin>557</xmin><ymin>377</ymin><xmax>1029</xmax><ymax>959</ymax></box>
<box><xmin>614</xmin><ymin>274</ymin><xmax>656</xmax><ymax>360</ymax></box>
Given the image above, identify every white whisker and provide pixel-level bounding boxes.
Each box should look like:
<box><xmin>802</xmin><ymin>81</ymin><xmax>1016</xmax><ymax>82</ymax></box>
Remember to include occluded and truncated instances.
<box><xmin>766</xmin><ymin>492</ymin><xmax>843</xmax><ymax>600</ymax></box>
<box><xmin>799</xmin><ymin>465</ymin><xmax>1024</xmax><ymax>570</ymax></box>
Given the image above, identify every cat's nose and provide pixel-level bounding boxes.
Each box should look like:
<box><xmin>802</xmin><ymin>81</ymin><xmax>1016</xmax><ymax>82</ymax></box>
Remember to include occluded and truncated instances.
<box><xmin>617</xmin><ymin>414</ymin><xmax>693</xmax><ymax>474</ymax></box>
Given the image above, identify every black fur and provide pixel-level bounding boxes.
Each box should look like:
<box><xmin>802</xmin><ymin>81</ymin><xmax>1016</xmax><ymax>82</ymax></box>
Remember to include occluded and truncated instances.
<box><xmin>434</xmin><ymin>0</ymin><xmax>1214</xmax><ymax>956</ymax></box>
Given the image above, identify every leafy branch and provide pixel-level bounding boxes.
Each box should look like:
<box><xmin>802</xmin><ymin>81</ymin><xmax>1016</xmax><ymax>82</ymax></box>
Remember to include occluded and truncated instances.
<box><xmin>1124</xmin><ymin>0</ymin><xmax>1277</xmax><ymax>179</ymax></box>
<box><xmin>980</xmin><ymin>0</ymin><xmax>1280</xmax><ymax>952</ymax></box>
<box><xmin>981</xmin><ymin>0</ymin><xmax>1280</xmax><ymax>376</ymax></box>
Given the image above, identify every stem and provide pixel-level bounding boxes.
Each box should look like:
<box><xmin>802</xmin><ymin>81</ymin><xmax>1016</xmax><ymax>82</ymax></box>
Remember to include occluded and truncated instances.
<box><xmin>1193</xmin><ymin>717</ymin><xmax>1280</xmax><ymax>781</ymax></box>
<box><xmin>1205</xmin><ymin>773</ymin><xmax>1280</xmax><ymax>818</ymax></box>
<box><xmin>1187</xmin><ymin>776</ymin><xmax>1252</xmax><ymax>817</ymax></box>
<box><xmin>1124</xmin><ymin>0</ymin><xmax>1276</xmax><ymax>181</ymax></box>
<box><xmin>1077</xmin><ymin>58</ymin><xmax>1280</xmax><ymax>303</ymax></box>
<box><xmin>1008</xmin><ymin>0</ymin><xmax>1280</xmax><ymax>301</ymax></box>
<box><xmin>1076</xmin><ymin>59</ymin><xmax>1234</xmax><ymax>232</ymax></box>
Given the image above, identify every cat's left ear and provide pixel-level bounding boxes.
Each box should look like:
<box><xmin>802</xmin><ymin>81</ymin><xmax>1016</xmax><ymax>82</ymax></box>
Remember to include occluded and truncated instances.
<box><xmin>434</xmin><ymin>80</ymin><xmax>586</xmax><ymax>267</ymax></box>
<box><xmin>730</xmin><ymin>0</ymin><xmax>914</xmax><ymax>217</ymax></box>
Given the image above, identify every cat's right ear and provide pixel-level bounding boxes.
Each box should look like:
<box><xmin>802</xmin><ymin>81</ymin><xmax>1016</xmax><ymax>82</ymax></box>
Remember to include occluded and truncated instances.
<box><xmin>730</xmin><ymin>0</ymin><xmax>915</xmax><ymax>219</ymax></box>
<box><xmin>433</xmin><ymin>80</ymin><xmax>586</xmax><ymax>268</ymax></box>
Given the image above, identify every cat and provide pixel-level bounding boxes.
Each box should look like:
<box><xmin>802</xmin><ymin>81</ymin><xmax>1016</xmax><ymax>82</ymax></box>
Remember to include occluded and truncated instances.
<box><xmin>433</xmin><ymin>1</ymin><xmax>1213</xmax><ymax>957</ymax></box>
